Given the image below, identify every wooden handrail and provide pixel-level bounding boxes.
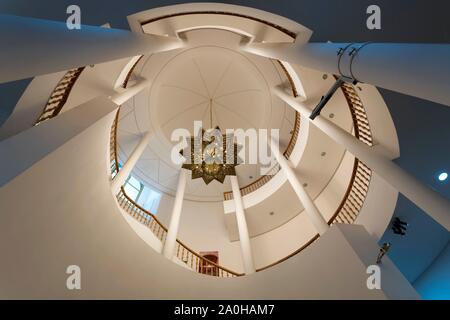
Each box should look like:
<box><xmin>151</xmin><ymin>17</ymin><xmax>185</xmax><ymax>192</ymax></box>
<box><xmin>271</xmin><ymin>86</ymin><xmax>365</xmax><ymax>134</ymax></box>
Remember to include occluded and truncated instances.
<box><xmin>110</xmin><ymin>109</ymin><xmax>121</xmax><ymax>177</ymax></box>
<box><xmin>254</xmin><ymin>78</ymin><xmax>373</xmax><ymax>272</ymax></box>
<box><xmin>111</xmin><ymin>109</ymin><xmax>243</xmax><ymax>277</ymax></box>
<box><xmin>223</xmin><ymin>165</ymin><xmax>281</xmax><ymax>201</ymax></box>
<box><xmin>255</xmin><ymin>235</ymin><xmax>320</xmax><ymax>272</ymax></box>
<box><xmin>174</xmin><ymin>239</ymin><xmax>244</xmax><ymax>277</ymax></box>
<box><xmin>329</xmin><ymin>78</ymin><xmax>372</xmax><ymax>225</ymax></box>
<box><xmin>118</xmin><ymin>187</ymin><xmax>168</xmax><ymax>232</ymax></box>
<box><xmin>283</xmin><ymin>111</ymin><xmax>301</xmax><ymax>159</ymax></box>
<box><xmin>116</xmin><ymin>187</ymin><xmax>243</xmax><ymax>277</ymax></box>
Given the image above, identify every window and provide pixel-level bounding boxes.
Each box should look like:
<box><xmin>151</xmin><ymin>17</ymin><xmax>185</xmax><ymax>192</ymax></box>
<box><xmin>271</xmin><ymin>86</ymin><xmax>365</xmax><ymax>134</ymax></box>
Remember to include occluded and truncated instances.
<box><xmin>138</xmin><ymin>186</ymin><xmax>162</xmax><ymax>213</ymax></box>
<box><xmin>124</xmin><ymin>175</ymin><xmax>143</xmax><ymax>202</ymax></box>
<box><xmin>123</xmin><ymin>175</ymin><xmax>162</xmax><ymax>213</ymax></box>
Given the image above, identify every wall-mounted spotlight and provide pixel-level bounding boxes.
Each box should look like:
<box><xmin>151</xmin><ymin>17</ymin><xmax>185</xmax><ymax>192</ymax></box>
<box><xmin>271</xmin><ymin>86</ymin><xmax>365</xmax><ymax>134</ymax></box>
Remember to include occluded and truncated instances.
<box><xmin>438</xmin><ymin>172</ymin><xmax>448</xmax><ymax>182</ymax></box>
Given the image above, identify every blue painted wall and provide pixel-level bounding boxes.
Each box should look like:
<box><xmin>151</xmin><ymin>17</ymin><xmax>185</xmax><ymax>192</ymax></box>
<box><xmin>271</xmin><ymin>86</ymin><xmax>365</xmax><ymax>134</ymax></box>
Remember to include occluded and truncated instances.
<box><xmin>414</xmin><ymin>242</ymin><xmax>450</xmax><ymax>299</ymax></box>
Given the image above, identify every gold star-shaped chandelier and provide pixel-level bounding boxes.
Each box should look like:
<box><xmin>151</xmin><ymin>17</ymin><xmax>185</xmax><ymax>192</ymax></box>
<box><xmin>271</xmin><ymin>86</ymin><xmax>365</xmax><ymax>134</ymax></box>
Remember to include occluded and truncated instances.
<box><xmin>181</xmin><ymin>99</ymin><xmax>242</xmax><ymax>185</ymax></box>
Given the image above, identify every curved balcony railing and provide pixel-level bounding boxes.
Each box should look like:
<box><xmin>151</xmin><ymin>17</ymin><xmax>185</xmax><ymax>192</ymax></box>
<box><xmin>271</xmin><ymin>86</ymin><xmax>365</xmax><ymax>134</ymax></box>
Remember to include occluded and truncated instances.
<box><xmin>256</xmin><ymin>79</ymin><xmax>373</xmax><ymax>272</ymax></box>
<box><xmin>223</xmin><ymin>165</ymin><xmax>281</xmax><ymax>201</ymax></box>
<box><xmin>110</xmin><ymin>109</ymin><xmax>120</xmax><ymax>178</ymax></box>
<box><xmin>328</xmin><ymin>80</ymin><xmax>372</xmax><ymax>224</ymax></box>
<box><xmin>116</xmin><ymin>184</ymin><xmax>243</xmax><ymax>277</ymax></box>
<box><xmin>117</xmin><ymin>188</ymin><xmax>168</xmax><ymax>242</ymax></box>
<box><xmin>35</xmin><ymin>67</ymin><xmax>85</xmax><ymax>125</ymax></box>
<box><xmin>340</xmin><ymin>81</ymin><xmax>373</xmax><ymax>146</ymax></box>
<box><xmin>111</xmin><ymin>109</ymin><xmax>243</xmax><ymax>277</ymax></box>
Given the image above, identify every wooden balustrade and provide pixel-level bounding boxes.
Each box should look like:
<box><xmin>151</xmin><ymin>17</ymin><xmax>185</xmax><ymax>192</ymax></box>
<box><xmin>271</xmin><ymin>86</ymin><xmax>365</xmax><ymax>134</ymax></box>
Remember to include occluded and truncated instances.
<box><xmin>174</xmin><ymin>240</ymin><xmax>243</xmax><ymax>277</ymax></box>
<box><xmin>116</xmin><ymin>187</ymin><xmax>243</xmax><ymax>277</ymax></box>
<box><xmin>283</xmin><ymin>111</ymin><xmax>301</xmax><ymax>158</ymax></box>
<box><xmin>254</xmin><ymin>79</ymin><xmax>373</xmax><ymax>272</ymax></box>
<box><xmin>223</xmin><ymin>164</ymin><xmax>281</xmax><ymax>201</ymax></box>
<box><xmin>329</xmin><ymin>80</ymin><xmax>373</xmax><ymax>225</ymax></box>
<box><xmin>110</xmin><ymin>109</ymin><xmax>120</xmax><ymax>178</ymax></box>
<box><xmin>111</xmin><ymin>111</ymin><xmax>242</xmax><ymax>277</ymax></box>
<box><xmin>35</xmin><ymin>67</ymin><xmax>85</xmax><ymax>125</ymax></box>
<box><xmin>117</xmin><ymin>188</ymin><xmax>168</xmax><ymax>243</ymax></box>
<box><xmin>339</xmin><ymin>81</ymin><xmax>373</xmax><ymax>147</ymax></box>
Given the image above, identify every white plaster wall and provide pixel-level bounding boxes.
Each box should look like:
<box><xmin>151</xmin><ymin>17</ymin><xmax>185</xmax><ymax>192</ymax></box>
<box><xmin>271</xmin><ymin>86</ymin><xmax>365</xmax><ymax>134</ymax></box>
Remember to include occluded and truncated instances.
<box><xmin>0</xmin><ymin>109</ymin><xmax>416</xmax><ymax>299</ymax></box>
<box><xmin>0</xmin><ymin>97</ymin><xmax>118</xmax><ymax>187</ymax></box>
<box><xmin>0</xmin><ymin>71</ymin><xmax>65</xmax><ymax>141</ymax></box>
<box><xmin>62</xmin><ymin>57</ymin><xmax>133</xmax><ymax>113</ymax></box>
<box><xmin>414</xmin><ymin>241</ymin><xmax>450</xmax><ymax>299</ymax></box>
<box><xmin>153</xmin><ymin>151</ymin><xmax>354</xmax><ymax>271</ymax></box>
<box><xmin>355</xmin><ymin>172</ymin><xmax>399</xmax><ymax>239</ymax></box>
<box><xmin>119</xmin><ymin>206</ymin><xmax>163</xmax><ymax>254</ymax></box>
<box><xmin>224</xmin><ymin>124</ymin><xmax>352</xmax><ymax>240</ymax></box>
<box><xmin>158</xmin><ymin>195</ymin><xmax>244</xmax><ymax>273</ymax></box>
<box><xmin>0</xmin><ymin>55</ymin><xmax>135</xmax><ymax>143</ymax></box>
<box><xmin>339</xmin><ymin>224</ymin><xmax>420</xmax><ymax>300</ymax></box>
<box><xmin>155</xmin><ymin>149</ymin><xmax>397</xmax><ymax>271</ymax></box>
<box><xmin>250</xmin><ymin>151</ymin><xmax>354</xmax><ymax>268</ymax></box>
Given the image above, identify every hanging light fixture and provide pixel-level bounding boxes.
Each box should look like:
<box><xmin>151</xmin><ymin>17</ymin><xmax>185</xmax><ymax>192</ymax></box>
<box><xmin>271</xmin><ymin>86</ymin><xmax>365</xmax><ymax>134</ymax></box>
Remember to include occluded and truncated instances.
<box><xmin>181</xmin><ymin>99</ymin><xmax>242</xmax><ymax>185</ymax></box>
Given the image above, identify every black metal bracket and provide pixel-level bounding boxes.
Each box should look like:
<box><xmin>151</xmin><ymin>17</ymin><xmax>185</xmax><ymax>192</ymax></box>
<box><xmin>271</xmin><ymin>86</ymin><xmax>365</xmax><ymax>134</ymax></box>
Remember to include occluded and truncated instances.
<box><xmin>309</xmin><ymin>42</ymin><xmax>374</xmax><ymax>121</ymax></box>
<box><xmin>392</xmin><ymin>217</ymin><xmax>408</xmax><ymax>236</ymax></box>
<box><xmin>309</xmin><ymin>75</ymin><xmax>357</xmax><ymax>120</ymax></box>
<box><xmin>376</xmin><ymin>242</ymin><xmax>391</xmax><ymax>264</ymax></box>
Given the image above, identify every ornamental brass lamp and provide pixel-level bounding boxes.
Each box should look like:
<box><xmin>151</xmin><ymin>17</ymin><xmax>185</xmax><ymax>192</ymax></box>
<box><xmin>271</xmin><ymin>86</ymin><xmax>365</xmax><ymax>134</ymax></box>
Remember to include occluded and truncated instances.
<box><xmin>181</xmin><ymin>99</ymin><xmax>242</xmax><ymax>185</ymax></box>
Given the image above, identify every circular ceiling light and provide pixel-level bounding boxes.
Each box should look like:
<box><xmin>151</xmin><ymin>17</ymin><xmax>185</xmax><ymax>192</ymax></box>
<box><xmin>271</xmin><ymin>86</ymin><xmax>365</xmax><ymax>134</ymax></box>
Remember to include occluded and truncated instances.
<box><xmin>438</xmin><ymin>172</ymin><xmax>448</xmax><ymax>182</ymax></box>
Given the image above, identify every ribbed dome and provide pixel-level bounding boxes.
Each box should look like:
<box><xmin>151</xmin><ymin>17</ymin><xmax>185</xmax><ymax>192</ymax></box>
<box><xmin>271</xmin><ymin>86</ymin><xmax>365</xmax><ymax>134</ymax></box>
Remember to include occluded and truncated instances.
<box><xmin>117</xmin><ymin>28</ymin><xmax>295</xmax><ymax>201</ymax></box>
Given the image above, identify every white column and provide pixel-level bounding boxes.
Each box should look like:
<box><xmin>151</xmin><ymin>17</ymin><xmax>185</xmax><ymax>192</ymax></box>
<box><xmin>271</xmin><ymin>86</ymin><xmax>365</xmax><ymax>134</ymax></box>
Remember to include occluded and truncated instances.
<box><xmin>270</xmin><ymin>138</ymin><xmax>329</xmax><ymax>235</ymax></box>
<box><xmin>163</xmin><ymin>169</ymin><xmax>187</xmax><ymax>259</ymax></box>
<box><xmin>110</xmin><ymin>78</ymin><xmax>152</xmax><ymax>106</ymax></box>
<box><xmin>243</xmin><ymin>42</ymin><xmax>450</xmax><ymax>106</ymax></box>
<box><xmin>0</xmin><ymin>14</ymin><xmax>183</xmax><ymax>83</ymax></box>
<box><xmin>110</xmin><ymin>78</ymin><xmax>153</xmax><ymax>193</ymax></box>
<box><xmin>0</xmin><ymin>97</ymin><xmax>117</xmax><ymax>187</ymax></box>
<box><xmin>111</xmin><ymin>131</ymin><xmax>151</xmax><ymax>194</ymax></box>
<box><xmin>230</xmin><ymin>176</ymin><xmax>256</xmax><ymax>275</ymax></box>
<box><xmin>274</xmin><ymin>86</ymin><xmax>450</xmax><ymax>231</ymax></box>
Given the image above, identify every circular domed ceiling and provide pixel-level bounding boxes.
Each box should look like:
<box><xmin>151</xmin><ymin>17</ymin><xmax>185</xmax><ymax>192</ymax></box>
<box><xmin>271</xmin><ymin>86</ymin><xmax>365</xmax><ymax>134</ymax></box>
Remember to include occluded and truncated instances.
<box><xmin>117</xmin><ymin>28</ymin><xmax>297</xmax><ymax>201</ymax></box>
<box><xmin>152</xmin><ymin>45</ymin><xmax>271</xmax><ymax>140</ymax></box>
